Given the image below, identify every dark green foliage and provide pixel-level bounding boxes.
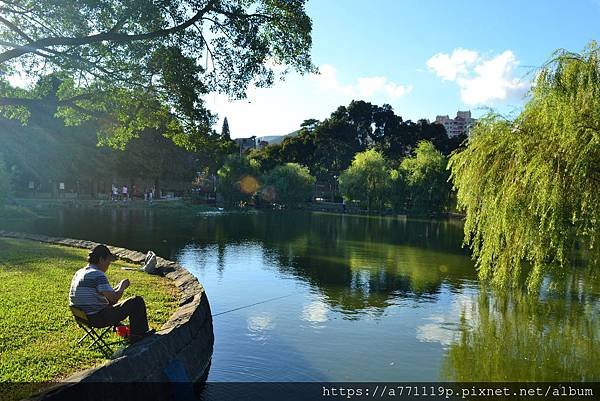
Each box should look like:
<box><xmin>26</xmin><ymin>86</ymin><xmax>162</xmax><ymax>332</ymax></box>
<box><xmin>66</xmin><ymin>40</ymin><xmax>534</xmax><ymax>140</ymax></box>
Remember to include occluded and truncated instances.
<box><xmin>449</xmin><ymin>42</ymin><xmax>600</xmax><ymax>290</ymax></box>
<box><xmin>0</xmin><ymin>99</ymin><xmax>200</xmax><ymax>196</ymax></box>
<box><xmin>195</xmin><ymin>133</ymin><xmax>238</xmax><ymax>176</ymax></box>
<box><xmin>248</xmin><ymin>144</ymin><xmax>282</xmax><ymax>173</ymax></box>
<box><xmin>221</xmin><ymin>117</ymin><xmax>231</xmax><ymax>140</ymax></box>
<box><xmin>261</xmin><ymin>163</ymin><xmax>315</xmax><ymax>207</ymax></box>
<box><xmin>388</xmin><ymin>168</ymin><xmax>408</xmax><ymax>213</ymax></box>
<box><xmin>277</xmin><ymin>101</ymin><xmax>462</xmax><ymax>181</ymax></box>
<box><xmin>0</xmin><ymin>0</ymin><xmax>314</xmax><ymax>144</ymax></box>
<box><xmin>112</xmin><ymin>129</ymin><xmax>197</xmax><ymax>195</ymax></box>
<box><xmin>217</xmin><ymin>155</ymin><xmax>261</xmax><ymax>206</ymax></box>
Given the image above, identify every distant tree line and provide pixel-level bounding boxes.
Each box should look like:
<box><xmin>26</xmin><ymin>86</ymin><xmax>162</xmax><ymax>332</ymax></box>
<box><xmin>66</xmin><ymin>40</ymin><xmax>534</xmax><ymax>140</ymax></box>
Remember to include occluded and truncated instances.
<box><xmin>0</xmin><ymin>80</ymin><xmax>463</xmax><ymax>214</ymax></box>
<box><xmin>217</xmin><ymin>100</ymin><xmax>465</xmax><ymax>213</ymax></box>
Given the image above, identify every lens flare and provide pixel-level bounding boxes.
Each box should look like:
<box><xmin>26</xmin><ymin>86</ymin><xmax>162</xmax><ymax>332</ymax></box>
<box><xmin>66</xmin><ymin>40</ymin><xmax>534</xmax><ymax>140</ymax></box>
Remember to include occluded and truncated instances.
<box><xmin>239</xmin><ymin>175</ymin><xmax>259</xmax><ymax>194</ymax></box>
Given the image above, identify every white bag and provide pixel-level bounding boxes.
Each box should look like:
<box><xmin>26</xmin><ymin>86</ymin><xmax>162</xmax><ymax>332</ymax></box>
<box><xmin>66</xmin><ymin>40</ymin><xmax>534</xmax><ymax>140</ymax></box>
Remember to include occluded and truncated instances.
<box><xmin>143</xmin><ymin>251</ymin><xmax>158</xmax><ymax>274</ymax></box>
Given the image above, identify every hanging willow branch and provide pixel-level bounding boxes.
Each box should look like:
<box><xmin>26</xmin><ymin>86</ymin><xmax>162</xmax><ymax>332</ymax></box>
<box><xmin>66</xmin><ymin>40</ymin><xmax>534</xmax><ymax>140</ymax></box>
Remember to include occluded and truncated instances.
<box><xmin>448</xmin><ymin>41</ymin><xmax>600</xmax><ymax>291</ymax></box>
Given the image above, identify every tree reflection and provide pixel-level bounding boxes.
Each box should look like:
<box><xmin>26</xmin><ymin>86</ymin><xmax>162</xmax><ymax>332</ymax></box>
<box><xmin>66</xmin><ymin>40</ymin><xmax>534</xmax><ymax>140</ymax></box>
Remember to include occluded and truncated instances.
<box><xmin>442</xmin><ymin>276</ymin><xmax>600</xmax><ymax>381</ymax></box>
<box><xmin>259</xmin><ymin>214</ymin><xmax>476</xmax><ymax>316</ymax></box>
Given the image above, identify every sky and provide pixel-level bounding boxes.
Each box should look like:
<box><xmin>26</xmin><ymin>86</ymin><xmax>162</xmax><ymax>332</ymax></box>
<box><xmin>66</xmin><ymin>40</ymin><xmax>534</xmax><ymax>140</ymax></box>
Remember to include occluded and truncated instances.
<box><xmin>206</xmin><ymin>0</ymin><xmax>600</xmax><ymax>138</ymax></box>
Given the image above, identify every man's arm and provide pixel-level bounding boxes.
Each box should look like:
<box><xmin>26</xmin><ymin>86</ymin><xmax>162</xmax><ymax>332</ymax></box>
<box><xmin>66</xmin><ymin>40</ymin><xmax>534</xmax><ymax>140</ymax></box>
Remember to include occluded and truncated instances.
<box><xmin>96</xmin><ymin>274</ymin><xmax>130</xmax><ymax>305</ymax></box>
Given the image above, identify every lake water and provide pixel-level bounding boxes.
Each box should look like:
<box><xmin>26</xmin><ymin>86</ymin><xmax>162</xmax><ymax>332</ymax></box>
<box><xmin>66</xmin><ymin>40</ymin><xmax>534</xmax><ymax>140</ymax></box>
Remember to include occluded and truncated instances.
<box><xmin>2</xmin><ymin>208</ymin><xmax>599</xmax><ymax>382</ymax></box>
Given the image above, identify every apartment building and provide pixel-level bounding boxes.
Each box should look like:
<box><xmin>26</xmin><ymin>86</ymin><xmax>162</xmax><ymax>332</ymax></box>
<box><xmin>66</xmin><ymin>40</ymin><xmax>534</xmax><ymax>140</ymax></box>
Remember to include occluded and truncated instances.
<box><xmin>434</xmin><ymin>110</ymin><xmax>476</xmax><ymax>137</ymax></box>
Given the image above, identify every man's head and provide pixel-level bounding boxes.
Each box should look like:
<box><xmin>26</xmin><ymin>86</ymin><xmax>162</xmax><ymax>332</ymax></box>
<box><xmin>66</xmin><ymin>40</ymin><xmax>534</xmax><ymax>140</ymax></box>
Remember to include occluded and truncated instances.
<box><xmin>87</xmin><ymin>244</ymin><xmax>117</xmax><ymax>271</ymax></box>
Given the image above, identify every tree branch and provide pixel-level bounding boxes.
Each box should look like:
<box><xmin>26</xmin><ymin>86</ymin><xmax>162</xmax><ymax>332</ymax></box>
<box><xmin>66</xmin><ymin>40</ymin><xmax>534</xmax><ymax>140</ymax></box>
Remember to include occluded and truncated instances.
<box><xmin>0</xmin><ymin>0</ymin><xmax>219</xmax><ymax>64</ymax></box>
<box><xmin>0</xmin><ymin>14</ymin><xmax>34</xmax><ymax>42</ymax></box>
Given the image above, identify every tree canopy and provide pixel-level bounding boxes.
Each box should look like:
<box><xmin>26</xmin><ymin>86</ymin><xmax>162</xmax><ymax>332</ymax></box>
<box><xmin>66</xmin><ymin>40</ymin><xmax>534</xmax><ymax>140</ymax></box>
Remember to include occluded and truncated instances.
<box><xmin>0</xmin><ymin>0</ymin><xmax>314</xmax><ymax>144</ymax></box>
<box><xmin>401</xmin><ymin>141</ymin><xmax>450</xmax><ymax>214</ymax></box>
<box><xmin>449</xmin><ymin>42</ymin><xmax>600</xmax><ymax>290</ymax></box>
<box><xmin>339</xmin><ymin>149</ymin><xmax>391</xmax><ymax>211</ymax></box>
<box><xmin>261</xmin><ymin>162</ymin><xmax>315</xmax><ymax>207</ymax></box>
<box><xmin>217</xmin><ymin>154</ymin><xmax>261</xmax><ymax>206</ymax></box>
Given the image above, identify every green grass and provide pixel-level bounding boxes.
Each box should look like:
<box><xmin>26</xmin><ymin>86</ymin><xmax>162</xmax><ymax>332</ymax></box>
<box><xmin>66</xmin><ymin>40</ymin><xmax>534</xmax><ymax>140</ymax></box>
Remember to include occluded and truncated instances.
<box><xmin>0</xmin><ymin>238</ymin><xmax>179</xmax><ymax>398</ymax></box>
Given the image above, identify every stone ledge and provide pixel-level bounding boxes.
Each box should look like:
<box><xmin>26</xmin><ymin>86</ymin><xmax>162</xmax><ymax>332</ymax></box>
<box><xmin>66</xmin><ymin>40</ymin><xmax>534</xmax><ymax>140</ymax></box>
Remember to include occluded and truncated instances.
<box><xmin>0</xmin><ymin>231</ymin><xmax>214</xmax><ymax>400</ymax></box>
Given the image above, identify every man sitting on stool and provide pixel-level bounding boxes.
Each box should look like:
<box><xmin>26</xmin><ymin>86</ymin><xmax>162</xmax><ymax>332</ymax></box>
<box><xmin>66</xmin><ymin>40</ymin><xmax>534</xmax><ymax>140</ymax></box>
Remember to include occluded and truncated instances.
<box><xmin>69</xmin><ymin>244</ymin><xmax>154</xmax><ymax>343</ymax></box>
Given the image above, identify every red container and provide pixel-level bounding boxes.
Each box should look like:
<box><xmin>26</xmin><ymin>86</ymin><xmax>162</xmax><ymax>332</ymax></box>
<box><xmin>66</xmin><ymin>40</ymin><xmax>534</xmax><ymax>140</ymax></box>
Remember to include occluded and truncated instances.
<box><xmin>115</xmin><ymin>325</ymin><xmax>130</xmax><ymax>338</ymax></box>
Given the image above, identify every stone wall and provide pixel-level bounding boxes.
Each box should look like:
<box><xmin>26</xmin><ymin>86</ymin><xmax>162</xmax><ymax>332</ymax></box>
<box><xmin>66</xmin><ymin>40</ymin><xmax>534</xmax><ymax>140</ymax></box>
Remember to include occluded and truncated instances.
<box><xmin>0</xmin><ymin>231</ymin><xmax>214</xmax><ymax>401</ymax></box>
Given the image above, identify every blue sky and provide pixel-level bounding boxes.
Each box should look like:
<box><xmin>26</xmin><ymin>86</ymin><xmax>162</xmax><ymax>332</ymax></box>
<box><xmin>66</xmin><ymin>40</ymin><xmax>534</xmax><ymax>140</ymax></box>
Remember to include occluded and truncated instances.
<box><xmin>209</xmin><ymin>0</ymin><xmax>600</xmax><ymax>138</ymax></box>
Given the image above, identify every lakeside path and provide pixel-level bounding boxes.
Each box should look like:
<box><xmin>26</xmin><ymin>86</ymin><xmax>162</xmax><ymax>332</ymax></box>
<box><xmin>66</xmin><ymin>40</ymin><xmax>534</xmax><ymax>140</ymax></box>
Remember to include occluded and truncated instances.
<box><xmin>0</xmin><ymin>237</ymin><xmax>179</xmax><ymax>401</ymax></box>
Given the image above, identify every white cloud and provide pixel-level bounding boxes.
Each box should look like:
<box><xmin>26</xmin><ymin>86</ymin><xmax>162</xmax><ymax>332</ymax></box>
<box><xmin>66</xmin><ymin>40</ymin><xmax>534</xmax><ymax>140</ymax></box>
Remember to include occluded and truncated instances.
<box><xmin>312</xmin><ymin>64</ymin><xmax>412</xmax><ymax>100</ymax></box>
<box><xmin>426</xmin><ymin>48</ymin><xmax>479</xmax><ymax>81</ymax></box>
<box><xmin>427</xmin><ymin>48</ymin><xmax>529</xmax><ymax>105</ymax></box>
<box><xmin>311</xmin><ymin>64</ymin><xmax>355</xmax><ymax>96</ymax></box>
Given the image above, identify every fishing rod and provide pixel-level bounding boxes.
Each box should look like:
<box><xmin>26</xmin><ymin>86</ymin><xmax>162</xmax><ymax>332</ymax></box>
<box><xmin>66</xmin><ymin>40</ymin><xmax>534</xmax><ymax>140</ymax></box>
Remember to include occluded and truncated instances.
<box><xmin>211</xmin><ymin>293</ymin><xmax>295</xmax><ymax>317</ymax></box>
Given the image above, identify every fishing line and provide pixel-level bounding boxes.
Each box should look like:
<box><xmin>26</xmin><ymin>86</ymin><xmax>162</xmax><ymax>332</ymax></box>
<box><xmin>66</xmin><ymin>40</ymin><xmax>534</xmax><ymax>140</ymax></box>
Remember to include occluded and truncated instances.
<box><xmin>211</xmin><ymin>293</ymin><xmax>295</xmax><ymax>317</ymax></box>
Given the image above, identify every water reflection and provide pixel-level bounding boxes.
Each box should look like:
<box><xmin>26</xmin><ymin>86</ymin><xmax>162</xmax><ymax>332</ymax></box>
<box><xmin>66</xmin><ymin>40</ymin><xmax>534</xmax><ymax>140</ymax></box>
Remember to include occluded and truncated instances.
<box><xmin>301</xmin><ymin>299</ymin><xmax>329</xmax><ymax>327</ymax></box>
<box><xmin>442</xmin><ymin>283</ymin><xmax>600</xmax><ymax>381</ymax></box>
<box><xmin>263</xmin><ymin>232</ymin><xmax>477</xmax><ymax>316</ymax></box>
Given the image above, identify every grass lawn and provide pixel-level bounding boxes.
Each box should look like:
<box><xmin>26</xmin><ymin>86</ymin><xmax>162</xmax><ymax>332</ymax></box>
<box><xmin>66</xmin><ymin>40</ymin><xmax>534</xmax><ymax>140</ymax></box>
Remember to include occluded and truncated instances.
<box><xmin>0</xmin><ymin>237</ymin><xmax>179</xmax><ymax>399</ymax></box>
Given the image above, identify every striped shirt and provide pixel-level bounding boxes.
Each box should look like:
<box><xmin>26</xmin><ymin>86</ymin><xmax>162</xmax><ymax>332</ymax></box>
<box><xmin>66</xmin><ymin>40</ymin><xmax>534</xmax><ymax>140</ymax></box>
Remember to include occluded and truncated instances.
<box><xmin>69</xmin><ymin>265</ymin><xmax>114</xmax><ymax>315</ymax></box>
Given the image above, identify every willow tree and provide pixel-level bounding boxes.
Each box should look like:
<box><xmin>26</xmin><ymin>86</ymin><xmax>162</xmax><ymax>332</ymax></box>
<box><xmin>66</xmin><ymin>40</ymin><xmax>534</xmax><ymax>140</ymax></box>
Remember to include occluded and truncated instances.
<box><xmin>339</xmin><ymin>148</ymin><xmax>391</xmax><ymax>211</ymax></box>
<box><xmin>449</xmin><ymin>42</ymin><xmax>600</xmax><ymax>290</ymax></box>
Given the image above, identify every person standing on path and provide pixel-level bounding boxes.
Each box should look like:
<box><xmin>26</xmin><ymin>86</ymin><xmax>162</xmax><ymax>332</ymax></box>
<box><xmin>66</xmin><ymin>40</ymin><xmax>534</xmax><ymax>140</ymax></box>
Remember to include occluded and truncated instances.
<box><xmin>69</xmin><ymin>244</ymin><xmax>154</xmax><ymax>342</ymax></box>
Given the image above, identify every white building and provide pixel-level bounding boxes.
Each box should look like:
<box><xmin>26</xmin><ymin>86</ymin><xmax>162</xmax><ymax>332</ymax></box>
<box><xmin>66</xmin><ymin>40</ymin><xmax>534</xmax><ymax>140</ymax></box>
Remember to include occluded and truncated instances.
<box><xmin>434</xmin><ymin>111</ymin><xmax>476</xmax><ymax>137</ymax></box>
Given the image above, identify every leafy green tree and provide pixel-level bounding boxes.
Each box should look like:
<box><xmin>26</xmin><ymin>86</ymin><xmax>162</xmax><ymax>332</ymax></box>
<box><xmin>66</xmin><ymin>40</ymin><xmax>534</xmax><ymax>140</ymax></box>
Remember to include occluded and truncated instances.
<box><xmin>248</xmin><ymin>144</ymin><xmax>282</xmax><ymax>173</ymax></box>
<box><xmin>0</xmin><ymin>158</ymin><xmax>11</xmax><ymax>207</ymax></box>
<box><xmin>300</xmin><ymin>118</ymin><xmax>320</xmax><ymax>131</ymax></box>
<box><xmin>448</xmin><ymin>42</ymin><xmax>600</xmax><ymax>290</ymax></box>
<box><xmin>400</xmin><ymin>141</ymin><xmax>450</xmax><ymax>214</ymax></box>
<box><xmin>280</xmin><ymin>127</ymin><xmax>317</xmax><ymax>168</ymax></box>
<box><xmin>261</xmin><ymin>163</ymin><xmax>315</xmax><ymax>207</ymax></box>
<box><xmin>190</xmin><ymin>127</ymin><xmax>238</xmax><ymax>176</ymax></box>
<box><xmin>389</xmin><ymin>168</ymin><xmax>408</xmax><ymax>213</ymax></box>
<box><xmin>339</xmin><ymin>149</ymin><xmax>391</xmax><ymax>211</ymax></box>
<box><xmin>217</xmin><ymin>154</ymin><xmax>261</xmax><ymax>207</ymax></box>
<box><xmin>0</xmin><ymin>0</ymin><xmax>315</xmax><ymax>144</ymax></box>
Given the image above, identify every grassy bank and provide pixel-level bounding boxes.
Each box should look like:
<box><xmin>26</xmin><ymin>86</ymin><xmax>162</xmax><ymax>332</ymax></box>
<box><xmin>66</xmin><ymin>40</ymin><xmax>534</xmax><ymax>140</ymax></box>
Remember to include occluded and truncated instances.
<box><xmin>0</xmin><ymin>238</ymin><xmax>179</xmax><ymax>400</ymax></box>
